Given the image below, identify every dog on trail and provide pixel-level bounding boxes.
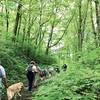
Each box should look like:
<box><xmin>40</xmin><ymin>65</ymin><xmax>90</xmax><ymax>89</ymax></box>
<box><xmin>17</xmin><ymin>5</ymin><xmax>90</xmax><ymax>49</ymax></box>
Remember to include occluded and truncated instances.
<box><xmin>7</xmin><ymin>82</ymin><xmax>24</xmax><ymax>100</ymax></box>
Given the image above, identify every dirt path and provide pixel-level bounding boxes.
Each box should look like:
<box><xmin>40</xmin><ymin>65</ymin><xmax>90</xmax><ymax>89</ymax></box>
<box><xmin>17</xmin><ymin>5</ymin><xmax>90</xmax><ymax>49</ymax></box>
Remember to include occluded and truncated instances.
<box><xmin>2</xmin><ymin>82</ymin><xmax>39</xmax><ymax>100</ymax></box>
<box><xmin>17</xmin><ymin>83</ymin><xmax>38</xmax><ymax>100</ymax></box>
<box><xmin>20</xmin><ymin>86</ymin><xmax>33</xmax><ymax>100</ymax></box>
<box><xmin>17</xmin><ymin>80</ymin><xmax>41</xmax><ymax>100</ymax></box>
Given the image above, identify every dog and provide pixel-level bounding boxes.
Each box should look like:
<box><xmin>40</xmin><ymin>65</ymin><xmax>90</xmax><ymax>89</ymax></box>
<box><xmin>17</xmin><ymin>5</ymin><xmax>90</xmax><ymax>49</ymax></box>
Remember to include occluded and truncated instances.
<box><xmin>7</xmin><ymin>82</ymin><xmax>24</xmax><ymax>100</ymax></box>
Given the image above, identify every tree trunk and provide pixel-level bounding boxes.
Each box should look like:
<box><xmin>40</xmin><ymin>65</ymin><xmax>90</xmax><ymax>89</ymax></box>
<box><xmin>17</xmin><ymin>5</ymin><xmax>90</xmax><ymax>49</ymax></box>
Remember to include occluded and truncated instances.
<box><xmin>5</xmin><ymin>0</ymin><xmax>9</xmax><ymax>32</ymax></box>
<box><xmin>90</xmin><ymin>1</ymin><xmax>97</xmax><ymax>47</ymax></box>
<box><xmin>22</xmin><ymin>17</ymin><xmax>27</xmax><ymax>48</ymax></box>
<box><xmin>94</xmin><ymin>0</ymin><xmax>100</xmax><ymax>47</ymax></box>
<box><xmin>0</xmin><ymin>2</ymin><xmax>4</xmax><ymax>32</ymax></box>
<box><xmin>78</xmin><ymin>0</ymin><xmax>82</xmax><ymax>51</ymax></box>
<box><xmin>45</xmin><ymin>21</ymin><xmax>55</xmax><ymax>55</ymax></box>
<box><xmin>13</xmin><ymin>0</ymin><xmax>22</xmax><ymax>42</ymax></box>
<box><xmin>17</xmin><ymin>14</ymin><xmax>22</xmax><ymax>39</ymax></box>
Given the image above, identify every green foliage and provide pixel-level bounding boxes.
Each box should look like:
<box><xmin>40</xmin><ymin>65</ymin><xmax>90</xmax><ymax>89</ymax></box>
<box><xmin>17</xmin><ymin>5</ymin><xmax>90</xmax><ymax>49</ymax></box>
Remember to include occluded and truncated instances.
<box><xmin>33</xmin><ymin>65</ymin><xmax>100</xmax><ymax>100</ymax></box>
<box><xmin>0</xmin><ymin>39</ymin><xmax>27</xmax><ymax>83</ymax></box>
<box><xmin>79</xmin><ymin>48</ymin><xmax>100</xmax><ymax>70</ymax></box>
<box><xmin>0</xmin><ymin>36</ymin><xmax>56</xmax><ymax>83</ymax></box>
<box><xmin>15</xmin><ymin>40</ymin><xmax>57</xmax><ymax>65</ymax></box>
<box><xmin>0</xmin><ymin>0</ymin><xmax>100</xmax><ymax>99</ymax></box>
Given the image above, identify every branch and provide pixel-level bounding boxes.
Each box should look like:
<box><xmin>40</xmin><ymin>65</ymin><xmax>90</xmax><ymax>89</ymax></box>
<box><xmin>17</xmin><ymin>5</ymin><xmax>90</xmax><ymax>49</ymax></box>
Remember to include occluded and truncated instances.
<box><xmin>40</xmin><ymin>15</ymin><xmax>52</xmax><ymax>26</ymax></box>
<box><xmin>49</xmin><ymin>14</ymin><xmax>75</xmax><ymax>48</ymax></box>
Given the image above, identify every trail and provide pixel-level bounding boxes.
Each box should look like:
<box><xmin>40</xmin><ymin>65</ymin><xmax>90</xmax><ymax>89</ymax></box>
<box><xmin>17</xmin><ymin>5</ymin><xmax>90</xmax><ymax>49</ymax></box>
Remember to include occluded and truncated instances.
<box><xmin>19</xmin><ymin>78</ymin><xmax>43</xmax><ymax>100</ymax></box>
<box><xmin>17</xmin><ymin>82</ymin><xmax>39</xmax><ymax>100</ymax></box>
<box><xmin>20</xmin><ymin>85</ymin><xmax>33</xmax><ymax>100</ymax></box>
<box><xmin>2</xmin><ymin>81</ymin><xmax>41</xmax><ymax>100</ymax></box>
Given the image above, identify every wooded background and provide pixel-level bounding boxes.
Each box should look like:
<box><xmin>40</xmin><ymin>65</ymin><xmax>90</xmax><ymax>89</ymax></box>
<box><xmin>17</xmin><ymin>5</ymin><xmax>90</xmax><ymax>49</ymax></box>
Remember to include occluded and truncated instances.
<box><xmin>0</xmin><ymin>0</ymin><xmax>99</xmax><ymax>63</ymax></box>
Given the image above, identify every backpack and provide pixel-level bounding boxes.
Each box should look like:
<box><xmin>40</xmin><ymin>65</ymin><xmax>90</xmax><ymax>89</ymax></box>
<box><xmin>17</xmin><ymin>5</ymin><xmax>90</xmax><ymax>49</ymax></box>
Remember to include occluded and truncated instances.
<box><xmin>42</xmin><ymin>70</ymin><xmax>46</xmax><ymax>76</ymax></box>
<box><xmin>27</xmin><ymin>64</ymin><xmax>34</xmax><ymax>72</ymax></box>
<box><xmin>63</xmin><ymin>64</ymin><xmax>67</xmax><ymax>68</ymax></box>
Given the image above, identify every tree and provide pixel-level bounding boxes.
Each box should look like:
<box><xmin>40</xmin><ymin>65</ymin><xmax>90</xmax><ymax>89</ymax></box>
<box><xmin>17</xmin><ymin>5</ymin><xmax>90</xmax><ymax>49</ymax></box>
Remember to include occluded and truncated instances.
<box><xmin>13</xmin><ymin>0</ymin><xmax>22</xmax><ymax>42</ymax></box>
<box><xmin>94</xmin><ymin>0</ymin><xmax>100</xmax><ymax>47</ymax></box>
<box><xmin>77</xmin><ymin>0</ymin><xmax>89</xmax><ymax>52</ymax></box>
<box><xmin>5</xmin><ymin>0</ymin><xmax>9</xmax><ymax>32</ymax></box>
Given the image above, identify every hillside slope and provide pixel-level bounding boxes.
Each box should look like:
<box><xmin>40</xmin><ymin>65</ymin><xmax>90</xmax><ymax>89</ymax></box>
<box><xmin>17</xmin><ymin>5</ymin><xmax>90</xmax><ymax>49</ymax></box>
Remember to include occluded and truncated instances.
<box><xmin>33</xmin><ymin>65</ymin><xmax>100</xmax><ymax>100</ymax></box>
<box><xmin>0</xmin><ymin>38</ymin><xmax>100</xmax><ymax>100</ymax></box>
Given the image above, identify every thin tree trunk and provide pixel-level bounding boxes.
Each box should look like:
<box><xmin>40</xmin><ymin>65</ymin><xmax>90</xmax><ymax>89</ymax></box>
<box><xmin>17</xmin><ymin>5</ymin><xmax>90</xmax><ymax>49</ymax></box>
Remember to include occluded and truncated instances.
<box><xmin>78</xmin><ymin>0</ymin><xmax>82</xmax><ymax>51</ymax></box>
<box><xmin>82</xmin><ymin>0</ymin><xmax>89</xmax><ymax>36</ymax></box>
<box><xmin>17</xmin><ymin>14</ymin><xmax>22</xmax><ymax>39</ymax></box>
<box><xmin>13</xmin><ymin>0</ymin><xmax>22</xmax><ymax>42</ymax></box>
<box><xmin>90</xmin><ymin>1</ymin><xmax>97</xmax><ymax>47</ymax></box>
<box><xmin>0</xmin><ymin>2</ymin><xmax>4</xmax><ymax>32</ymax></box>
<box><xmin>45</xmin><ymin>20</ymin><xmax>55</xmax><ymax>55</ymax></box>
<box><xmin>27</xmin><ymin>0</ymin><xmax>33</xmax><ymax>57</ymax></box>
<box><xmin>35</xmin><ymin>0</ymin><xmax>43</xmax><ymax>46</ymax></box>
<box><xmin>95</xmin><ymin>0</ymin><xmax>100</xmax><ymax>47</ymax></box>
<box><xmin>5</xmin><ymin>0</ymin><xmax>9</xmax><ymax>32</ymax></box>
<box><xmin>22</xmin><ymin>17</ymin><xmax>27</xmax><ymax>48</ymax></box>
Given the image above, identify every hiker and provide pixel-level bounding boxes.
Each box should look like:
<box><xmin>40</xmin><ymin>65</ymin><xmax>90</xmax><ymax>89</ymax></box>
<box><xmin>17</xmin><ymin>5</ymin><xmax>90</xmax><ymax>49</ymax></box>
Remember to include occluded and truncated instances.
<box><xmin>36</xmin><ymin>65</ymin><xmax>48</xmax><ymax>80</ymax></box>
<box><xmin>0</xmin><ymin>61</ymin><xmax>8</xmax><ymax>100</ymax></box>
<box><xmin>62</xmin><ymin>64</ymin><xmax>67</xmax><ymax>71</ymax></box>
<box><xmin>40</xmin><ymin>69</ymin><xmax>47</xmax><ymax>80</ymax></box>
<box><xmin>55</xmin><ymin>67</ymin><xmax>60</xmax><ymax>73</ymax></box>
<box><xmin>48</xmin><ymin>67</ymin><xmax>55</xmax><ymax>76</ymax></box>
<box><xmin>26</xmin><ymin>61</ymin><xmax>38</xmax><ymax>92</ymax></box>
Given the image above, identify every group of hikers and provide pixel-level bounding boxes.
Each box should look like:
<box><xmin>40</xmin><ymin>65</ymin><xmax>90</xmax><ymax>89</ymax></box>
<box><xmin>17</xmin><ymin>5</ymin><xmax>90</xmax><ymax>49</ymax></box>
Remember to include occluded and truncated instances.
<box><xmin>26</xmin><ymin>61</ymin><xmax>67</xmax><ymax>92</ymax></box>
<box><xmin>0</xmin><ymin>60</ymin><xmax>67</xmax><ymax>99</ymax></box>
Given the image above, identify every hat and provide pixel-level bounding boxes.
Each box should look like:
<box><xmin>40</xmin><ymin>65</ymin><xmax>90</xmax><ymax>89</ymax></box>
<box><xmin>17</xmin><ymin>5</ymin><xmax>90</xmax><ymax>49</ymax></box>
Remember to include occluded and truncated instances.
<box><xmin>30</xmin><ymin>61</ymin><xmax>35</xmax><ymax>64</ymax></box>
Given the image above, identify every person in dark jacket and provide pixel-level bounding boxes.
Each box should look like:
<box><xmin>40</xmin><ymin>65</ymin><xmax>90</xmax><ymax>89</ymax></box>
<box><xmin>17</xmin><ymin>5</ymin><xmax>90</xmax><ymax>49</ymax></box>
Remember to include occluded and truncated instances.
<box><xmin>62</xmin><ymin>64</ymin><xmax>67</xmax><ymax>71</ymax></box>
<box><xmin>55</xmin><ymin>67</ymin><xmax>60</xmax><ymax>73</ymax></box>
<box><xmin>26</xmin><ymin>61</ymin><xmax>38</xmax><ymax>92</ymax></box>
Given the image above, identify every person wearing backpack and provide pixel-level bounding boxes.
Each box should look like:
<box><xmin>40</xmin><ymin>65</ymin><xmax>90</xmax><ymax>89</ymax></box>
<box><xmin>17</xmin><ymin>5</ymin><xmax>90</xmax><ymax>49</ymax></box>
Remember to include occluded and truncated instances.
<box><xmin>26</xmin><ymin>61</ymin><xmax>38</xmax><ymax>92</ymax></box>
<box><xmin>62</xmin><ymin>64</ymin><xmax>67</xmax><ymax>71</ymax></box>
<box><xmin>39</xmin><ymin>69</ymin><xmax>47</xmax><ymax>80</ymax></box>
